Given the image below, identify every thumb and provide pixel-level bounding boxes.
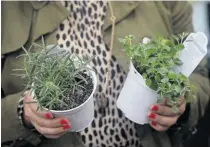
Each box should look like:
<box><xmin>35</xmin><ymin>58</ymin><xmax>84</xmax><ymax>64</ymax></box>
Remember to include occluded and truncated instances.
<box><xmin>24</xmin><ymin>91</ymin><xmax>36</xmax><ymax>103</ymax></box>
<box><xmin>159</xmin><ymin>98</ymin><xmax>167</xmax><ymax>106</ymax></box>
<box><xmin>24</xmin><ymin>91</ymin><xmax>53</xmax><ymax>119</ymax></box>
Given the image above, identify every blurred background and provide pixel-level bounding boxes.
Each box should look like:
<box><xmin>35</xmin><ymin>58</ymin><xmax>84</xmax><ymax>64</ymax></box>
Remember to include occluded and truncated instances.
<box><xmin>183</xmin><ymin>2</ymin><xmax>210</xmax><ymax>147</ymax></box>
<box><xmin>192</xmin><ymin>1</ymin><xmax>210</xmax><ymax>78</ymax></box>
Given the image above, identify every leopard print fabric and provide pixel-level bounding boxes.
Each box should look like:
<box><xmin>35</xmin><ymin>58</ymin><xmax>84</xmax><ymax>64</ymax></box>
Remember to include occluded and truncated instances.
<box><xmin>18</xmin><ymin>1</ymin><xmax>142</xmax><ymax>147</ymax></box>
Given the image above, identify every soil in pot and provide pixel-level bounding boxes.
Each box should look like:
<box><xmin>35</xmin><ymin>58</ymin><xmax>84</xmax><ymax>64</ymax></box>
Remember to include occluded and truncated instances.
<box><xmin>35</xmin><ymin>72</ymin><xmax>93</xmax><ymax>111</ymax></box>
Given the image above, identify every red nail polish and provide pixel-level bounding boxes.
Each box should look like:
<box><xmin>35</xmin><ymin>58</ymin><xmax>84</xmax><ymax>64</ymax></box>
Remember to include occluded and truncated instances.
<box><xmin>151</xmin><ymin>105</ymin><xmax>159</xmax><ymax>111</ymax></box>
<box><xmin>63</xmin><ymin>125</ymin><xmax>70</xmax><ymax>130</ymax></box>
<box><xmin>151</xmin><ymin>121</ymin><xmax>157</xmax><ymax>126</ymax></box>
<box><xmin>45</xmin><ymin>112</ymin><xmax>52</xmax><ymax>119</ymax></box>
<box><xmin>60</xmin><ymin>119</ymin><xmax>69</xmax><ymax>125</ymax></box>
<box><xmin>148</xmin><ymin>113</ymin><xmax>156</xmax><ymax>119</ymax></box>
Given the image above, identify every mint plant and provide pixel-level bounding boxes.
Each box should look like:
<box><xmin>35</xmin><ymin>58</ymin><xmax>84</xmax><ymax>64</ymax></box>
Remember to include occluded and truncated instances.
<box><xmin>14</xmin><ymin>41</ymin><xmax>94</xmax><ymax>111</ymax></box>
<box><xmin>119</xmin><ymin>33</ymin><xmax>195</xmax><ymax>111</ymax></box>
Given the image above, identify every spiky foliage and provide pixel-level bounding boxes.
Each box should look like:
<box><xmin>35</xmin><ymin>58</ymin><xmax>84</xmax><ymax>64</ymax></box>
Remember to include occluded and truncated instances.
<box><xmin>14</xmin><ymin>40</ymin><xmax>94</xmax><ymax>111</ymax></box>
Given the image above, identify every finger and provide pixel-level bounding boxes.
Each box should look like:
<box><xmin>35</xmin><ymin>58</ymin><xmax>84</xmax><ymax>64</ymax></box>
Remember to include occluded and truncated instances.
<box><xmin>24</xmin><ymin>91</ymin><xmax>36</xmax><ymax>102</ymax></box>
<box><xmin>32</xmin><ymin>121</ymin><xmax>69</xmax><ymax>136</ymax></box>
<box><xmin>23</xmin><ymin>100</ymin><xmax>34</xmax><ymax>125</ymax></box>
<box><xmin>24</xmin><ymin>91</ymin><xmax>54</xmax><ymax>119</ymax></box>
<box><xmin>148</xmin><ymin>112</ymin><xmax>179</xmax><ymax>127</ymax></box>
<box><xmin>28</xmin><ymin>109</ymin><xmax>70</xmax><ymax>128</ymax></box>
<box><xmin>30</xmin><ymin>103</ymin><xmax>54</xmax><ymax>119</ymax></box>
<box><xmin>160</xmin><ymin>99</ymin><xmax>168</xmax><ymax>106</ymax></box>
<box><xmin>150</xmin><ymin>105</ymin><xmax>178</xmax><ymax>116</ymax></box>
<box><xmin>174</xmin><ymin>96</ymin><xmax>185</xmax><ymax>106</ymax></box>
<box><xmin>150</xmin><ymin>100</ymin><xmax>186</xmax><ymax>116</ymax></box>
<box><xmin>179</xmin><ymin>100</ymin><xmax>186</xmax><ymax>114</ymax></box>
<box><xmin>44</xmin><ymin>132</ymin><xmax>67</xmax><ymax>139</ymax></box>
<box><xmin>160</xmin><ymin>96</ymin><xmax>185</xmax><ymax>107</ymax></box>
<box><xmin>150</xmin><ymin>121</ymin><xmax>169</xmax><ymax>132</ymax></box>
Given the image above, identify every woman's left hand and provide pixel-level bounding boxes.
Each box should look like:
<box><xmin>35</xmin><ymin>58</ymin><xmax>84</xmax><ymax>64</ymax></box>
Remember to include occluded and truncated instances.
<box><xmin>148</xmin><ymin>96</ymin><xmax>186</xmax><ymax>132</ymax></box>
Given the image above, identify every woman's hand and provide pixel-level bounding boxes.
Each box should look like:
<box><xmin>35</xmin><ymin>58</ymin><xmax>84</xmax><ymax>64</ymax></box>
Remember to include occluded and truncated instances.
<box><xmin>148</xmin><ymin>96</ymin><xmax>186</xmax><ymax>132</ymax></box>
<box><xmin>24</xmin><ymin>92</ymin><xmax>71</xmax><ymax>139</ymax></box>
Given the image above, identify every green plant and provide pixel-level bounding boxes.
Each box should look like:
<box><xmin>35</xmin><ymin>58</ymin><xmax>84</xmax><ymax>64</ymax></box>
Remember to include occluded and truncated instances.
<box><xmin>14</xmin><ymin>40</ymin><xmax>94</xmax><ymax>111</ymax></box>
<box><xmin>119</xmin><ymin>33</ymin><xmax>195</xmax><ymax>111</ymax></box>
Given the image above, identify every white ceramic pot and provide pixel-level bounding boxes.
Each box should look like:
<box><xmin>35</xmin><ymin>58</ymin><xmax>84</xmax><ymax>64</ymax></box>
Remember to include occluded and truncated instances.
<box><xmin>117</xmin><ymin>62</ymin><xmax>157</xmax><ymax>124</ymax></box>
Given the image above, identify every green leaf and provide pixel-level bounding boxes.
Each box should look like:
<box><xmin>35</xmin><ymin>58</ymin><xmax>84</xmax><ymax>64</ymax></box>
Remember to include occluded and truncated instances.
<box><xmin>142</xmin><ymin>73</ymin><xmax>147</xmax><ymax>79</ymax></box>
<box><xmin>155</xmin><ymin>74</ymin><xmax>160</xmax><ymax>81</ymax></box>
<box><xmin>180</xmin><ymin>74</ymin><xmax>187</xmax><ymax>81</ymax></box>
<box><xmin>146</xmin><ymin>44</ymin><xmax>156</xmax><ymax>49</ymax></box>
<box><xmin>146</xmin><ymin>68</ymin><xmax>154</xmax><ymax>74</ymax></box>
<box><xmin>168</xmin><ymin>72</ymin><xmax>177</xmax><ymax>79</ymax></box>
<box><xmin>146</xmin><ymin>79</ymin><xmax>152</xmax><ymax>87</ymax></box>
<box><xmin>145</xmin><ymin>48</ymin><xmax>156</xmax><ymax>56</ymax></box>
<box><xmin>164</xmin><ymin>46</ymin><xmax>171</xmax><ymax>51</ymax></box>
<box><xmin>175</xmin><ymin>86</ymin><xmax>181</xmax><ymax>93</ymax></box>
<box><xmin>174</xmin><ymin>58</ymin><xmax>183</xmax><ymax>65</ymax></box>
<box><xmin>161</xmin><ymin>39</ymin><xmax>171</xmax><ymax>46</ymax></box>
<box><xmin>150</xmin><ymin>80</ymin><xmax>158</xmax><ymax>91</ymax></box>
<box><xmin>175</xmin><ymin>44</ymin><xmax>185</xmax><ymax>51</ymax></box>
<box><xmin>172</xmin><ymin>35</ymin><xmax>180</xmax><ymax>44</ymax></box>
<box><xmin>161</xmin><ymin>77</ymin><xmax>169</xmax><ymax>83</ymax></box>
<box><xmin>148</xmin><ymin>57</ymin><xmax>157</xmax><ymax>63</ymax></box>
<box><xmin>159</xmin><ymin>67</ymin><xmax>168</xmax><ymax>75</ymax></box>
<box><xmin>168</xmin><ymin>48</ymin><xmax>177</xmax><ymax>56</ymax></box>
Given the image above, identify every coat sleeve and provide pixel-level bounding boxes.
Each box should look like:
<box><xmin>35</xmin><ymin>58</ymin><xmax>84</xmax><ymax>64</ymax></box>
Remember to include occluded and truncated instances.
<box><xmin>169</xmin><ymin>1</ymin><xmax>194</xmax><ymax>35</ymax></box>
<box><xmin>170</xmin><ymin>0</ymin><xmax>210</xmax><ymax>124</ymax></box>
<box><xmin>165</xmin><ymin>1</ymin><xmax>210</xmax><ymax>141</ymax></box>
<box><xmin>1</xmin><ymin>91</ymin><xmax>42</xmax><ymax>146</ymax></box>
<box><xmin>1</xmin><ymin>44</ymin><xmax>42</xmax><ymax>145</ymax></box>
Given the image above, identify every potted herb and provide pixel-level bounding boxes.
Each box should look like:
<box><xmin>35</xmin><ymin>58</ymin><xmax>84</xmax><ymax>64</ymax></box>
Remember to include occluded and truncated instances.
<box><xmin>15</xmin><ymin>41</ymin><xmax>97</xmax><ymax>132</ymax></box>
<box><xmin>117</xmin><ymin>32</ymin><xmax>207</xmax><ymax>124</ymax></box>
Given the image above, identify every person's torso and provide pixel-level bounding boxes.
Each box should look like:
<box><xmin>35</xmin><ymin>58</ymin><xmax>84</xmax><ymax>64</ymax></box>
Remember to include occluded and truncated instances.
<box><xmin>2</xmin><ymin>1</ymin><xmax>173</xmax><ymax>147</ymax></box>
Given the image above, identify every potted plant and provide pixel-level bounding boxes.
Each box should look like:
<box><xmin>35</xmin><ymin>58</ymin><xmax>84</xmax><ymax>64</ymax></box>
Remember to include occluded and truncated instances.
<box><xmin>15</xmin><ymin>40</ymin><xmax>97</xmax><ymax>132</ymax></box>
<box><xmin>117</xmin><ymin>32</ymin><xmax>207</xmax><ymax>124</ymax></box>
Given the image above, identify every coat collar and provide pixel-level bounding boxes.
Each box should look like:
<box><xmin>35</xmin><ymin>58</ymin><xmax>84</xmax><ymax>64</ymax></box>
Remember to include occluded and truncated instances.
<box><xmin>1</xmin><ymin>1</ymin><xmax>69</xmax><ymax>55</ymax></box>
<box><xmin>30</xmin><ymin>1</ymin><xmax>49</xmax><ymax>10</ymax></box>
<box><xmin>33</xmin><ymin>1</ymin><xmax>69</xmax><ymax>41</ymax></box>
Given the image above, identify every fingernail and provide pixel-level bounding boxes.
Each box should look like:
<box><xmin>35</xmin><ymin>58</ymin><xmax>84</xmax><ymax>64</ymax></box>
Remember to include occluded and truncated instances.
<box><xmin>148</xmin><ymin>113</ymin><xmax>156</xmax><ymax>119</ymax></box>
<box><xmin>151</xmin><ymin>121</ymin><xmax>157</xmax><ymax>126</ymax></box>
<box><xmin>60</xmin><ymin>119</ymin><xmax>69</xmax><ymax>125</ymax></box>
<box><xmin>63</xmin><ymin>125</ymin><xmax>71</xmax><ymax>130</ymax></box>
<box><xmin>45</xmin><ymin>112</ymin><xmax>52</xmax><ymax>119</ymax></box>
<box><xmin>151</xmin><ymin>105</ymin><xmax>159</xmax><ymax>111</ymax></box>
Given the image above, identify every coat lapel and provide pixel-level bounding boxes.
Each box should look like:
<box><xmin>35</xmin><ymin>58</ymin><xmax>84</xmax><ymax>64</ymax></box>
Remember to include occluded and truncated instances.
<box><xmin>104</xmin><ymin>1</ymin><xmax>139</xmax><ymax>31</ymax></box>
<box><xmin>33</xmin><ymin>2</ymin><xmax>69</xmax><ymax>43</ymax></box>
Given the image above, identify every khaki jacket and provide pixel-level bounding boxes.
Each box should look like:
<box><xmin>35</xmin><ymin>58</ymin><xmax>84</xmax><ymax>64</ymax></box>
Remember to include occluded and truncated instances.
<box><xmin>2</xmin><ymin>1</ymin><xmax>210</xmax><ymax>147</ymax></box>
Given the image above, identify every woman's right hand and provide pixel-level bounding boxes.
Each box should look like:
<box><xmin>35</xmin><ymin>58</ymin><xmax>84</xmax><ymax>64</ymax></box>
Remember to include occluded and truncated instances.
<box><xmin>23</xmin><ymin>91</ymin><xmax>71</xmax><ymax>139</ymax></box>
